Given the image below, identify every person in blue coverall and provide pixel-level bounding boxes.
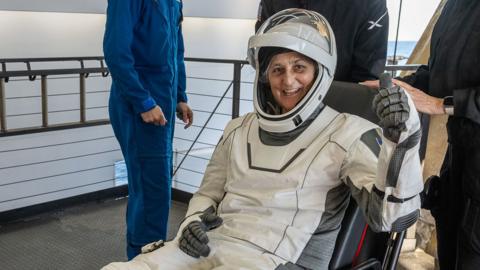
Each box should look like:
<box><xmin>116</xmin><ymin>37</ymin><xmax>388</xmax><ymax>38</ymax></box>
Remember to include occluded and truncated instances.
<box><xmin>103</xmin><ymin>0</ymin><xmax>193</xmax><ymax>260</ymax></box>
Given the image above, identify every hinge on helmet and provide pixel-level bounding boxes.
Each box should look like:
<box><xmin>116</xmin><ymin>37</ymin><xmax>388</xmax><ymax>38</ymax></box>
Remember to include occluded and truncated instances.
<box><xmin>293</xmin><ymin>115</ymin><xmax>303</xmax><ymax>126</ymax></box>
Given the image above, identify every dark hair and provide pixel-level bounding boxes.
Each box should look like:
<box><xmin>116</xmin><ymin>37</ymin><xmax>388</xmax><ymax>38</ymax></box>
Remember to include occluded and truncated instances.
<box><xmin>258</xmin><ymin>47</ymin><xmax>293</xmax><ymax>77</ymax></box>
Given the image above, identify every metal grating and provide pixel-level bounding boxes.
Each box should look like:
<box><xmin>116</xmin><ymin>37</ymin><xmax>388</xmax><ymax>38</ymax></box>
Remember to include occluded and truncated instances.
<box><xmin>0</xmin><ymin>197</ymin><xmax>187</xmax><ymax>270</ymax></box>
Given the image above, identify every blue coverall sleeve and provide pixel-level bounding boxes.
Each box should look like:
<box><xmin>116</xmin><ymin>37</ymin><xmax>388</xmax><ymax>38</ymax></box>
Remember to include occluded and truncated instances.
<box><xmin>103</xmin><ymin>0</ymin><xmax>156</xmax><ymax>114</ymax></box>
<box><xmin>177</xmin><ymin>25</ymin><xmax>188</xmax><ymax>103</ymax></box>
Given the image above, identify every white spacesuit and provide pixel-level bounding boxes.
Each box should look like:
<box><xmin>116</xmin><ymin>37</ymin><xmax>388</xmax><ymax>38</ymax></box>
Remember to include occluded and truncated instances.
<box><xmin>103</xmin><ymin>9</ymin><xmax>423</xmax><ymax>270</ymax></box>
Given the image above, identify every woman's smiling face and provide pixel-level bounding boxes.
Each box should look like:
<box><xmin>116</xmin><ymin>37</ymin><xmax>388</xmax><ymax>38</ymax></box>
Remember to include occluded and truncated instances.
<box><xmin>267</xmin><ymin>51</ymin><xmax>317</xmax><ymax>114</ymax></box>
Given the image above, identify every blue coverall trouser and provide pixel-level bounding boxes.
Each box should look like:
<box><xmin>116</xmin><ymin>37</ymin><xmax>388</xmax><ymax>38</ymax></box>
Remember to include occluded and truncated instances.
<box><xmin>109</xmin><ymin>86</ymin><xmax>175</xmax><ymax>260</ymax></box>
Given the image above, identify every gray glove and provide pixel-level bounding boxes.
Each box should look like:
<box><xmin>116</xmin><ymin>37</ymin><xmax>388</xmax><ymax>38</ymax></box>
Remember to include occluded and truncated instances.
<box><xmin>372</xmin><ymin>73</ymin><xmax>410</xmax><ymax>143</ymax></box>
<box><xmin>179</xmin><ymin>211</ymin><xmax>223</xmax><ymax>258</ymax></box>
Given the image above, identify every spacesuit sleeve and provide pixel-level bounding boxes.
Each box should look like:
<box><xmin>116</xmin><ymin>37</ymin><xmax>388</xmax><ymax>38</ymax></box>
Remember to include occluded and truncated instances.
<box><xmin>185</xmin><ymin>136</ymin><xmax>229</xmax><ymax>216</ymax></box>
<box><xmin>182</xmin><ymin>116</ymin><xmax>244</xmax><ymax>218</ymax></box>
<box><xmin>103</xmin><ymin>0</ymin><xmax>156</xmax><ymax>114</ymax></box>
<box><xmin>341</xmin><ymin>95</ymin><xmax>423</xmax><ymax>232</ymax></box>
<box><xmin>350</xmin><ymin>0</ymin><xmax>388</xmax><ymax>81</ymax></box>
<box><xmin>172</xmin><ymin>126</ymin><xmax>233</xmax><ymax>240</ymax></box>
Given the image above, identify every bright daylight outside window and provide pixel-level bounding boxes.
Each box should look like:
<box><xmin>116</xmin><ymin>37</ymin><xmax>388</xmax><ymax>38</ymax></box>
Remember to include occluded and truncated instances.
<box><xmin>386</xmin><ymin>0</ymin><xmax>441</xmax><ymax>66</ymax></box>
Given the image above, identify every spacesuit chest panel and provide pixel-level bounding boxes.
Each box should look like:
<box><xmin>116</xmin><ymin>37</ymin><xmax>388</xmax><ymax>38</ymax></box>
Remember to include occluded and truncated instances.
<box><xmin>244</xmin><ymin>107</ymin><xmax>340</xmax><ymax>172</ymax></box>
<box><xmin>216</xmin><ymin>109</ymin><xmax>351</xmax><ymax>259</ymax></box>
<box><xmin>225</xmin><ymin>108</ymin><xmax>347</xmax><ymax>197</ymax></box>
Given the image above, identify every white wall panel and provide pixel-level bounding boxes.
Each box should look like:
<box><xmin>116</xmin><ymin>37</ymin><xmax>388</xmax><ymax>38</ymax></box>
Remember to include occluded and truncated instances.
<box><xmin>86</xmin><ymin>92</ymin><xmax>109</xmax><ymax>107</ymax></box>
<box><xmin>0</xmin><ymin>11</ymin><xmax>105</xmax><ymax>58</ymax></box>
<box><xmin>5</xmin><ymin>96</ymin><xmax>41</xmax><ymax>115</ymax></box>
<box><xmin>85</xmin><ymin>108</ymin><xmax>109</xmax><ymax>120</ymax></box>
<box><xmin>0</xmin><ymin>134</ymin><xmax>117</xmax><ymax>170</ymax></box>
<box><xmin>0</xmin><ymin>11</ymin><xmax>255</xmax><ymax>59</ymax></box>
<box><xmin>183</xmin><ymin>17</ymin><xmax>255</xmax><ymax>59</ymax></box>
<box><xmin>0</xmin><ymin>181</ymin><xmax>113</xmax><ymax>212</ymax></box>
<box><xmin>46</xmin><ymin>76</ymin><xmax>79</xmax><ymax>94</ymax></box>
<box><xmin>0</xmin><ymin>125</ymin><xmax>122</xmax><ymax>212</ymax></box>
<box><xmin>4</xmin><ymin>115</ymin><xmax>42</xmax><ymax>130</ymax></box>
<box><xmin>0</xmin><ymin>125</ymin><xmax>113</xmax><ymax>151</ymax></box>
<box><xmin>3</xmin><ymin>79</ymin><xmax>40</xmax><ymax>97</ymax></box>
<box><xmin>0</xmin><ymin>0</ymin><xmax>261</xmax><ymax>19</ymax></box>
<box><xmin>183</xmin><ymin>0</ymin><xmax>259</xmax><ymax>19</ymax></box>
<box><xmin>86</xmin><ymin>75</ymin><xmax>111</xmax><ymax>92</ymax></box>
<box><xmin>0</xmin><ymin>167</ymin><xmax>113</xmax><ymax>201</ymax></box>
<box><xmin>0</xmin><ymin>150</ymin><xmax>121</xmax><ymax>186</ymax></box>
<box><xmin>47</xmin><ymin>111</ymin><xmax>81</xmax><ymax>125</ymax></box>
<box><xmin>49</xmin><ymin>94</ymin><xmax>80</xmax><ymax>111</ymax></box>
<box><xmin>0</xmin><ymin>0</ymin><xmax>107</xmax><ymax>14</ymax></box>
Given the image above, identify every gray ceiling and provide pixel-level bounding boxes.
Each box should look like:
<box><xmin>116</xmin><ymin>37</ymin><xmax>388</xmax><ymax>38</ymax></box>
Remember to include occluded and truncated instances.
<box><xmin>0</xmin><ymin>0</ymin><xmax>259</xmax><ymax>19</ymax></box>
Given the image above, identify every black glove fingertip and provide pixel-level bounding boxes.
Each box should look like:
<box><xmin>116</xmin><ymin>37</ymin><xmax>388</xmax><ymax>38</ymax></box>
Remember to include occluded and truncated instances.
<box><xmin>379</xmin><ymin>73</ymin><xmax>393</xmax><ymax>89</ymax></box>
<box><xmin>200</xmin><ymin>245</ymin><xmax>211</xmax><ymax>257</ymax></box>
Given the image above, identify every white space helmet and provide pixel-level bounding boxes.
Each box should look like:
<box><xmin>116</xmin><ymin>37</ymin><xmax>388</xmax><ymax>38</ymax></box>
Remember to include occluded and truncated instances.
<box><xmin>248</xmin><ymin>8</ymin><xmax>337</xmax><ymax>133</ymax></box>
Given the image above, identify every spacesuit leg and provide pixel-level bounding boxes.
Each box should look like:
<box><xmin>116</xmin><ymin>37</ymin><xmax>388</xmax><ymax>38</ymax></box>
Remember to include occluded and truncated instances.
<box><xmin>103</xmin><ymin>234</ymin><xmax>285</xmax><ymax>270</ymax></box>
<box><xmin>102</xmin><ymin>240</ymin><xmax>197</xmax><ymax>270</ymax></box>
<box><xmin>203</xmin><ymin>233</ymin><xmax>285</xmax><ymax>269</ymax></box>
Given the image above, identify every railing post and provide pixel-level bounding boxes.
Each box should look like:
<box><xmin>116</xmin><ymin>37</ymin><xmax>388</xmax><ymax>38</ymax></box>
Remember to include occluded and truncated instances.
<box><xmin>80</xmin><ymin>73</ymin><xmax>86</xmax><ymax>123</ymax></box>
<box><xmin>0</xmin><ymin>77</ymin><xmax>6</xmax><ymax>132</ymax></box>
<box><xmin>232</xmin><ymin>63</ymin><xmax>241</xmax><ymax>119</ymax></box>
<box><xmin>41</xmin><ymin>75</ymin><xmax>48</xmax><ymax>128</ymax></box>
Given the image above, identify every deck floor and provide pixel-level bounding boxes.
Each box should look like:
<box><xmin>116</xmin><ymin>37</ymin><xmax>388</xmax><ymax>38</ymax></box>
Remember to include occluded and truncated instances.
<box><xmin>0</xmin><ymin>197</ymin><xmax>187</xmax><ymax>270</ymax></box>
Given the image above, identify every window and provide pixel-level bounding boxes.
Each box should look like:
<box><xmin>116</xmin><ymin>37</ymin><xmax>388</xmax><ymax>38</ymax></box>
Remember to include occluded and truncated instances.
<box><xmin>387</xmin><ymin>0</ymin><xmax>442</xmax><ymax>65</ymax></box>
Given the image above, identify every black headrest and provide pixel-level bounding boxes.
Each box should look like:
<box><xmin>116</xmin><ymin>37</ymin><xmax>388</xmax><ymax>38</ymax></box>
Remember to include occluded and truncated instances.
<box><xmin>324</xmin><ymin>81</ymin><xmax>379</xmax><ymax>124</ymax></box>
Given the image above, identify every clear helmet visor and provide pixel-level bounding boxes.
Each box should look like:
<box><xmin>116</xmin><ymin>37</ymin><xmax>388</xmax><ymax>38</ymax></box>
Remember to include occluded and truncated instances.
<box><xmin>255</xmin><ymin>48</ymin><xmax>323</xmax><ymax>116</ymax></box>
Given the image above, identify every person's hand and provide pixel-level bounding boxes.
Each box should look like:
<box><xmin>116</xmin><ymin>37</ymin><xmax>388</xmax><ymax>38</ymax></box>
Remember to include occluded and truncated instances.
<box><xmin>360</xmin><ymin>80</ymin><xmax>380</xmax><ymax>89</ymax></box>
<box><xmin>392</xmin><ymin>79</ymin><xmax>444</xmax><ymax>115</ymax></box>
<box><xmin>372</xmin><ymin>74</ymin><xmax>410</xmax><ymax>143</ymax></box>
<box><xmin>141</xmin><ymin>105</ymin><xmax>167</xmax><ymax>126</ymax></box>
<box><xmin>176</xmin><ymin>102</ymin><xmax>193</xmax><ymax>129</ymax></box>
<box><xmin>179</xmin><ymin>212</ymin><xmax>222</xmax><ymax>258</ymax></box>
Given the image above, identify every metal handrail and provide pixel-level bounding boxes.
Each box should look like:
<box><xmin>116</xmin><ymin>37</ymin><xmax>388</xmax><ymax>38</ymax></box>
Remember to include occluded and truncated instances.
<box><xmin>0</xmin><ymin>56</ymin><xmax>418</xmax><ymax>76</ymax></box>
<box><xmin>0</xmin><ymin>56</ymin><xmax>105</xmax><ymax>63</ymax></box>
<box><xmin>0</xmin><ymin>57</ymin><xmax>247</xmax><ymax>138</ymax></box>
<box><xmin>384</xmin><ymin>64</ymin><xmax>419</xmax><ymax>71</ymax></box>
<box><xmin>0</xmin><ymin>57</ymin><xmax>247</xmax><ymax>79</ymax></box>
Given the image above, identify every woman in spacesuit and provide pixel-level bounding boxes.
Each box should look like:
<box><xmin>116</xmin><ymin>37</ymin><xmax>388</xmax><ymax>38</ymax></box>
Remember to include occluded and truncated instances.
<box><xmin>103</xmin><ymin>8</ymin><xmax>423</xmax><ymax>270</ymax></box>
